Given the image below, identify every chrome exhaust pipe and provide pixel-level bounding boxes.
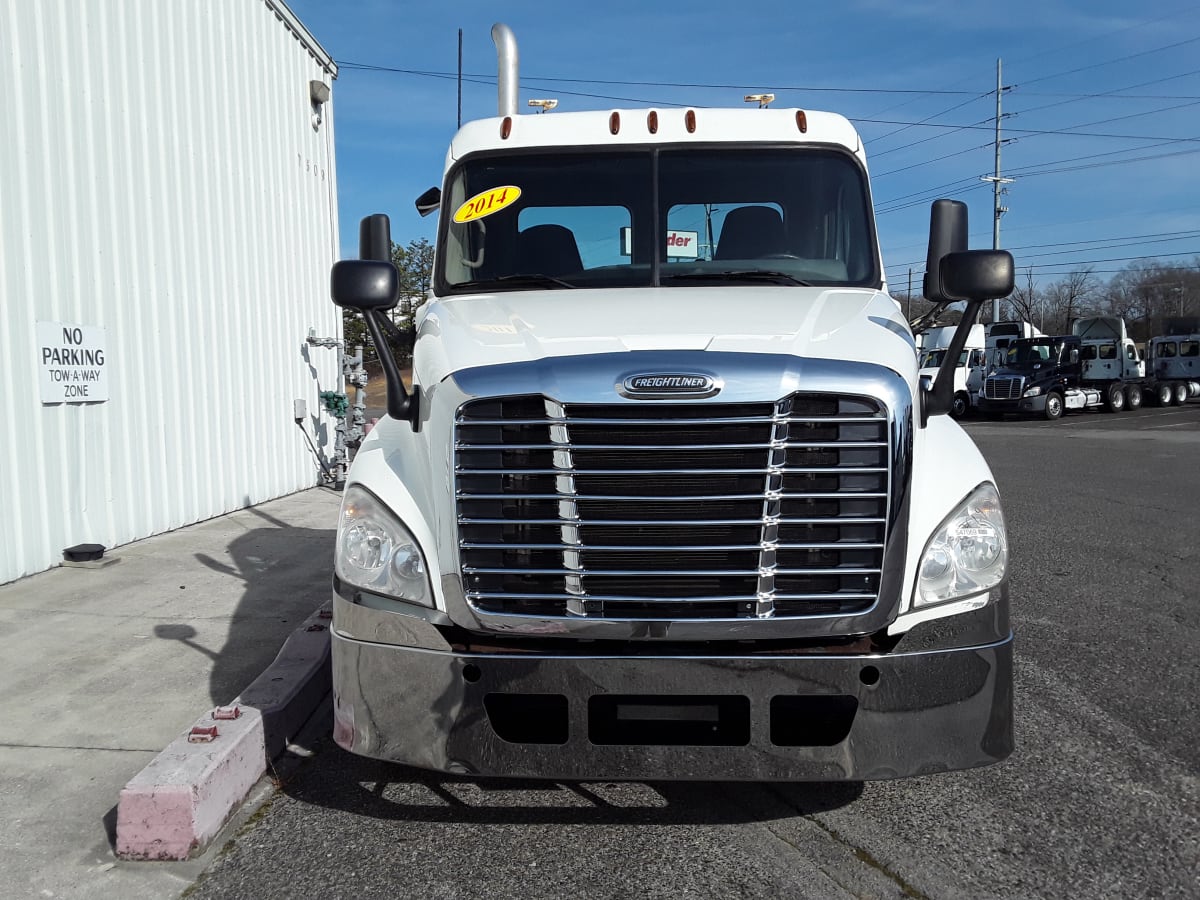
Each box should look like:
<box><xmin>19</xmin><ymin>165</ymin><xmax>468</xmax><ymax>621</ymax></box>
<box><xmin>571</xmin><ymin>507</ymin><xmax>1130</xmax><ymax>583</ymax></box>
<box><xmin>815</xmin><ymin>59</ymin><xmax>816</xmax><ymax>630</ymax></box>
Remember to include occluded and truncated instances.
<box><xmin>491</xmin><ymin>23</ymin><xmax>519</xmax><ymax>117</ymax></box>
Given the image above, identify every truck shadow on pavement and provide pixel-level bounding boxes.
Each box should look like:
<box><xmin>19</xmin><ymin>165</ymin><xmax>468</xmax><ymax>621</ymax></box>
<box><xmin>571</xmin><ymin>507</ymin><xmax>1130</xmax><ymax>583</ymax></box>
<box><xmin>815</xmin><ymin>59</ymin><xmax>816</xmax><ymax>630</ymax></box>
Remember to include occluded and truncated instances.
<box><xmin>156</xmin><ymin>503</ymin><xmax>336</xmax><ymax>706</ymax></box>
<box><xmin>278</xmin><ymin>739</ymin><xmax>864</xmax><ymax>826</ymax></box>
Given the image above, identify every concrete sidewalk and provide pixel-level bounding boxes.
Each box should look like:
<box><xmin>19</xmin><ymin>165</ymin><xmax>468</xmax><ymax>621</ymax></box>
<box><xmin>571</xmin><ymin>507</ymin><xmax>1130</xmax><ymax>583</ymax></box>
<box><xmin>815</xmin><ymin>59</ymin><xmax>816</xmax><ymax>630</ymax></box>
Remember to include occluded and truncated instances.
<box><xmin>0</xmin><ymin>487</ymin><xmax>342</xmax><ymax>900</ymax></box>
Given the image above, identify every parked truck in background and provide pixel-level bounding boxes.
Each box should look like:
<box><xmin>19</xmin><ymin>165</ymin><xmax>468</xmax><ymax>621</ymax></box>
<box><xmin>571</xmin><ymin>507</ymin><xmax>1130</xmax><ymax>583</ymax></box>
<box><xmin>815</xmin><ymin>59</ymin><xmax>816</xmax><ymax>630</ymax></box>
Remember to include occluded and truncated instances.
<box><xmin>979</xmin><ymin>315</ymin><xmax>1172</xmax><ymax>419</ymax></box>
<box><xmin>1142</xmin><ymin>318</ymin><xmax>1200</xmax><ymax>406</ymax></box>
<box><xmin>918</xmin><ymin>324</ymin><xmax>986</xmax><ymax>418</ymax></box>
<box><xmin>325</xmin><ymin>24</ymin><xmax>1015</xmax><ymax>781</ymax></box>
<box><xmin>986</xmin><ymin>320</ymin><xmax>1042</xmax><ymax>354</ymax></box>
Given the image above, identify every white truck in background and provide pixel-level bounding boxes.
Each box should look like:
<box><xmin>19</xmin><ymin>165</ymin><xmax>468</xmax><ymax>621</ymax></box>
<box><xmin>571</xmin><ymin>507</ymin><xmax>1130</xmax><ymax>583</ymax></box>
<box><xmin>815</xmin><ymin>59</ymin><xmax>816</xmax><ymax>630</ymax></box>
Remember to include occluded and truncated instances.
<box><xmin>987</xmin><ymin>320</ymin><xmax>1042</xmax><ymax>354</ymax></box>
<box><xmin>1142</xmin><ymin>319</ymin><xmax>1200</xmax><ymax>406</ymax></box>
<box><xmin>918</xmin><ymin>324</ymin><xmax>986</xmax><ymax>418</ymax></box>
<box><xmin>326</xmin><ymin>23</ymin><xmax>1016</xmax><ymax>782</ymax></box>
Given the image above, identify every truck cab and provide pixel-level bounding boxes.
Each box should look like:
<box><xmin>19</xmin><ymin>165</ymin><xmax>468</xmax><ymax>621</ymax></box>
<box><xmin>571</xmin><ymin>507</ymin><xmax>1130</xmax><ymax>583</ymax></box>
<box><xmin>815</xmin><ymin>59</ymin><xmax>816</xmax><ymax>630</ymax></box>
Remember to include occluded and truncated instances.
<box><xmin>326</xmin><ymin>24</ymin><xmax>1015</xmax><ymax>782</ymax></box>
<box><xmin>979</xmin><ymin>336</ymin><xmax>1080</xmax><ymax>419</ymax></box>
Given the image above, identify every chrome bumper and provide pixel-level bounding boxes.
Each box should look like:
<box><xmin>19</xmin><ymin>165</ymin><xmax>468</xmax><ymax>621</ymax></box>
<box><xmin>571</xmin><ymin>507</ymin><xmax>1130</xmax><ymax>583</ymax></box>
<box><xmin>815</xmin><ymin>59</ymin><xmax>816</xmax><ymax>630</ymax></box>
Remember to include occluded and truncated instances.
<box><xmin>331</xmin><ymin>598</ymin><xmax>1013</xmax><ymax>782</ymax></box>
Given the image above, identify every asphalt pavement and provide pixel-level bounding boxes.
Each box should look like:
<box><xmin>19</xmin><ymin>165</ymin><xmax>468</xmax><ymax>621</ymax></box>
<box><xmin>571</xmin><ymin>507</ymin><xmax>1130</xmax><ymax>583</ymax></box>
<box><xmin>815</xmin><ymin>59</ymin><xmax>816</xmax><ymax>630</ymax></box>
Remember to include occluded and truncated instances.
<box><xmin>0</xmin><ymin>487</ymin><xmax>342</xmax><ymax>900</ymax></box>
<box><xmin>185</xmin><ymin>403</ymin><xmax>1200</xmax><ymax>900</ymax></box>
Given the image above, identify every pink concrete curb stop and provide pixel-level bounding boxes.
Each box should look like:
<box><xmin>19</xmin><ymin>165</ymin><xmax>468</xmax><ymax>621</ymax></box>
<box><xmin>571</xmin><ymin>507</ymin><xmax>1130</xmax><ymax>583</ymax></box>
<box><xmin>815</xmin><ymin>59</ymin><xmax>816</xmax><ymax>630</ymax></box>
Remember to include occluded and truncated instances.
<box><xmin>115</xmin><ymin>707</ymin><xmax>267</xmax><ymax>860</ymax></box>
<box><xmin>115</xmin><ymin>603</ymin><xmax>332</xmax><ymax>860</ymax></box>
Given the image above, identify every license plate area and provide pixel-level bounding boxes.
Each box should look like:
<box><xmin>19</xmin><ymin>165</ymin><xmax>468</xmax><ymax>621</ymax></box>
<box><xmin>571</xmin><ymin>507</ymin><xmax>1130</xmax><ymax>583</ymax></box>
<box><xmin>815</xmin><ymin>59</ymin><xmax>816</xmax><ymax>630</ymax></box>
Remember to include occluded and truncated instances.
<box><xmin>588</xmin><ymin>694</ymin><xmax>751</xmax><ymax>746</ymax></box>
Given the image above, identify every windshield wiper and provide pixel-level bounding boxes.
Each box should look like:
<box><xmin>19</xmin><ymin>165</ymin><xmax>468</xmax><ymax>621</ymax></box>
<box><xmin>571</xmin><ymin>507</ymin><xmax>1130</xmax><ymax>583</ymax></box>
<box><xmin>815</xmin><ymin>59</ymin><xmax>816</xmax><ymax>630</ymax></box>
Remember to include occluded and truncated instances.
<box><xmin>468</xmin><ymin>273</ymin><xmax>576</xmax><ymax>290</ymax></box>
<box><xmin>660</xmin><ymin>270</ymin><xmax>813</xmax><ymax>286</ymax></box>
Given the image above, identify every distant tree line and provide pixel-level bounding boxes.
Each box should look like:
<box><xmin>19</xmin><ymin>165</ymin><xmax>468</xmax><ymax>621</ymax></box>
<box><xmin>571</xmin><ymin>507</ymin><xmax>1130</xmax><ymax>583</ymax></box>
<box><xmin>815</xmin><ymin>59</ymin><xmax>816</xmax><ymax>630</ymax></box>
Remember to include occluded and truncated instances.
<box><xmin>894</xmin><ymin>258</ymin><xmax>1200</xmax><ymax>340</ymax></box>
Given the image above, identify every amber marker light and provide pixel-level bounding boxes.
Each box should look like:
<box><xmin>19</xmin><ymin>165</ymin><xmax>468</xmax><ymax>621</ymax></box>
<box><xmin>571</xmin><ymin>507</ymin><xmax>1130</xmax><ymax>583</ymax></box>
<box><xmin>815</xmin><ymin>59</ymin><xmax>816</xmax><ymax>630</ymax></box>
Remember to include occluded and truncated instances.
<box><xmin>500</xmin><ymin>116</ymin><xmax>512</xmax><ymax>139</ymax></box>
<box><xmin>796</xmin><ymin>110</ymin><xmax>808</xmax><ymax>133</ymax></box>
<box><xmin>685</xmin><ymin>109</ymin><xmax>696</xmax><ymax>133</ymax></box>
<box><xmin>647</xmin><ymin>110</ymin><xmax>658</xmax><ymax>134</ymax></box>
<box><xmin>609</xmin><ymin>111</ymin><xmax>621</xmax><ymax>135</ymax></box>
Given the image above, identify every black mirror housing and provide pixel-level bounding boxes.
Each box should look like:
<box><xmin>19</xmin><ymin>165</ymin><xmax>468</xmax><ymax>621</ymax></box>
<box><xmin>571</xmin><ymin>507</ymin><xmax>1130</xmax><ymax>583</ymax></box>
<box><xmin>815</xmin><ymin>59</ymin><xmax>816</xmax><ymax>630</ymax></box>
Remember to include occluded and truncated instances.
<box><xmin>415</xmin><ymin>186</ymin><xmax>441</xmax><ymax>217</ymax></box>
<box><xmin>331</xmin><ymin>259</ymin><xmax>400</xmax><ymax>311</ymax></box>
<box><xmin>940</xmin><ymin>250</ymin><xmax>1015</xmax><ymax>302</ymax></box>
<box><xmin>922</xmin><ymin>199</ymin><xmax>968</xmax><ymax>302</ymax></box>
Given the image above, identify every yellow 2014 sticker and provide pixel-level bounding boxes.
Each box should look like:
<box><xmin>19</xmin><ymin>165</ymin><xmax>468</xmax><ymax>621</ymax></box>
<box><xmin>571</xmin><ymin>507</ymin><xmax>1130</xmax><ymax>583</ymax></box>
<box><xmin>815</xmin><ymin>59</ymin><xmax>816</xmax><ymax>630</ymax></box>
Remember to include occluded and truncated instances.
<box><xmin>453</xmin><ymin>186</ymin><xmax>522</xmax><ymax>224</ymax></box>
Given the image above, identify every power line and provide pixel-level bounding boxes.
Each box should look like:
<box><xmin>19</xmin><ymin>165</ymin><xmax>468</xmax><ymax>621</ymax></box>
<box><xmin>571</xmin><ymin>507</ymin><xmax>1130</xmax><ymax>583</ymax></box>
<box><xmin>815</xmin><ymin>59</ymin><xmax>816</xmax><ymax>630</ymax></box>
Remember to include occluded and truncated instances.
<box><xmin>885</xmin><ymin>236</ymin><xmax>1200</xmax><ymax>277</ymax></box>
<box><xmin>873</xmin><ymin>142</ymin><xmax>994</xmax><ymax>178</ymax></box>
<box><xmin>1016</xmin><ymin>34</ymin><xmax>1200</xmax><ymax>88</ymax></box>
<box><xmin>1011</xmin><ymin>145</ymin><xmax>1200</xmax><ymax>178</ymax></box>
<box><xmin>1012</xmin><ymin>69</ymin><xmax>1200</xmax><ymax>117</ymax></box>
<box><xmin>1004</xmin><ymin>5</ymin><xmax>1200</xmax><ymax>69</ymax></box>
<box><xmin>856</xmin><ymin>117</ymin><xmax>1200</xmax><ymax>143</ymax></box>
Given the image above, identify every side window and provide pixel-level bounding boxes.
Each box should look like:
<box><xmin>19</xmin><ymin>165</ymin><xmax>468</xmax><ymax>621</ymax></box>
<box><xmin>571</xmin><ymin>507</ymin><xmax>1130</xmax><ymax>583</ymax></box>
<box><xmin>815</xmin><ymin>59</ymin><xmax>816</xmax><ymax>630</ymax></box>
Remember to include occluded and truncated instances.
<box><xmin>1126</xmin><ymin>344</ymin><xmax>1138</xmax><ymax>361</ymax></box>
<box><xmin>1098</xmin><ymin>345</ymin><xmax>1117</xmax><ymax>360</ymax></box>
<box><xmin>1181</xmin><ymin>341</ymin><xmax>1199</xmax><ymax>358</ymax></box>
<box><xmin>1159</xmin><ymin>341</ymin><xmax>1177</xmax><ymax>358</ymax></box>
<box><xmin>1081</xmin><ymin>345</ymin><xmax>1097</xmax><ymax>360</ymax></box>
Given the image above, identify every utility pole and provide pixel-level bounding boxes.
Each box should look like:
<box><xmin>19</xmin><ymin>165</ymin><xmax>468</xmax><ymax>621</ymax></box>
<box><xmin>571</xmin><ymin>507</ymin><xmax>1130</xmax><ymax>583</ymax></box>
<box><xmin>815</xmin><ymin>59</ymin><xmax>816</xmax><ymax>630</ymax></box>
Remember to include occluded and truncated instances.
<box><xmin>457</xmin><ymin>29</ymin><xmax>463</xmax><ymax>128</ymax></box>
<box><xmin>981</xmin><ymin>59</ymin><xmax>1014</xmax><ymax>325</ymax></box>
<box><xmin>907</xmin><ymin>268</ymin><xmax>913</xmax><ymax>319</ymax></box>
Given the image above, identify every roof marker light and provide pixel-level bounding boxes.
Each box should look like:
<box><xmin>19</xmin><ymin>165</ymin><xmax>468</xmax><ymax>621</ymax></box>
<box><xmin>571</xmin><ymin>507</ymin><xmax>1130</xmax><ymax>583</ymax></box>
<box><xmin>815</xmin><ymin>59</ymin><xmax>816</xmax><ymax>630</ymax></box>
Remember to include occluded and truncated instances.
<box><xmin>647</xmin><ymin>110</ymin><xmax>658</xmax><ymax>134</ymax></box>
<box><xmin>500</xmin><ymin>116</ymin><xmax>512</xmax><ymax>139</ymax></box>
<box><xmin>609</xmin><ymin>111</ymin><xmax>621</xmax><ymax>135</ymax></box>
<box><xmin>796</xmin><ymin>110</ymin><xmax>808</xmax><ymax>133</ymax></box>
<box><xmin>685</xmin><ymin>109</ymin><xmax>696</xmax><ymax>133</ymax></box>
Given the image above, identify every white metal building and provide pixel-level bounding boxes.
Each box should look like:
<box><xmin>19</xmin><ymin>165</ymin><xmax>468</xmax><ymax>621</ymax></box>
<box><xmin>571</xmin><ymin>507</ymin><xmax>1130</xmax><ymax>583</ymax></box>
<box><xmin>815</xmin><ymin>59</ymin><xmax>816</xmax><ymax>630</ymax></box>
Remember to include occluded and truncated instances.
<box><xmin>0</xmin><ymin>0</ymin><xmax>343</xmax><ymax>584</ymax></box>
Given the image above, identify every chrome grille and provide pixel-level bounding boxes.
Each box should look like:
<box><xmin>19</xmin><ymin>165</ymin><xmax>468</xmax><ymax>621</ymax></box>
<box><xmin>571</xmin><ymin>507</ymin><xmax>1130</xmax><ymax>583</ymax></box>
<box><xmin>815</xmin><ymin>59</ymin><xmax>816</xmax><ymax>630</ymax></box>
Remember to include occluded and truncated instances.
<box><xmin>984</xmin><ymin>376</ymin><xmax>1023</xmax><ymax>400</ymax></box>
<box><xmin>455</xmin><ymin>393</ymin><xmax>890</xmax><ymax>620</ymax></box>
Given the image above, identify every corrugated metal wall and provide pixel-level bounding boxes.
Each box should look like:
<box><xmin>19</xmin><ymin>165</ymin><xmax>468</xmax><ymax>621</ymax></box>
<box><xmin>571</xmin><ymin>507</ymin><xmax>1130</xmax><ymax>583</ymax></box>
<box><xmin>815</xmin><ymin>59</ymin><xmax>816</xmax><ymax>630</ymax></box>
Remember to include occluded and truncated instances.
<box><xmin>0</xmin><ymin>0</ymin><xmax>344</xmax><ymax>583</ymax></box>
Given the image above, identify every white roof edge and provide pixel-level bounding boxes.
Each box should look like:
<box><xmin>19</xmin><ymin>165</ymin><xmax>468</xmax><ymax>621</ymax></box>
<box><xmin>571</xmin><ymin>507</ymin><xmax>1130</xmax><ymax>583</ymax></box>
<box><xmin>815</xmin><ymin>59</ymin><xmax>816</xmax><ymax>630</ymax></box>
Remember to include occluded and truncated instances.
<box><xmin>263</xmin><ymin>0</ymin><xmax>338</xmax><ymax>77</ymax></box>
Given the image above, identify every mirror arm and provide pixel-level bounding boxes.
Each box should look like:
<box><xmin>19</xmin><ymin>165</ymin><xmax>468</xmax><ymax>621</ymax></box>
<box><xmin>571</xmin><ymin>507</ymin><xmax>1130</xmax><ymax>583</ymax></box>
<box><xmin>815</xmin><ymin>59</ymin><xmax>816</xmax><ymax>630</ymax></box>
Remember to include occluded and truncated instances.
<box><xmin>922</xmin><ymin>298</ymin><xmax>983</xmax><ymax>426</ymax></box>
<box><xmin>910</xmin><ymin>300</ymin><xmax>952</xmax><ymax>336</ymax></box>
<box><xmin>362</xmin><ymin>309</ymin><xmax>419</xmax><ymax>428</ymax></box>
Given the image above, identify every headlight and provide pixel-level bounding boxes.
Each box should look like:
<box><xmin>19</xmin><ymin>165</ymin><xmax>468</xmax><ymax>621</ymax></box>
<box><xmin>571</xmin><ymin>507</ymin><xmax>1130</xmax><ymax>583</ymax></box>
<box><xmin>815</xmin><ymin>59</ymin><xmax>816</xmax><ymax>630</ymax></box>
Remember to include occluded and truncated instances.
<box><xmin>1023</xmin><ymin>385</ymin><xmax>1042</xmax><ymax>398</ymax></box>
<box><xmin>915</xmin><ymin>483</ymin><xmax>1007</xmax><ymax>607</ymax></box>
<box><xmin>336</xmin><ymin>485</ymin><xmax>432</xmax><ymax>606</ymax></box>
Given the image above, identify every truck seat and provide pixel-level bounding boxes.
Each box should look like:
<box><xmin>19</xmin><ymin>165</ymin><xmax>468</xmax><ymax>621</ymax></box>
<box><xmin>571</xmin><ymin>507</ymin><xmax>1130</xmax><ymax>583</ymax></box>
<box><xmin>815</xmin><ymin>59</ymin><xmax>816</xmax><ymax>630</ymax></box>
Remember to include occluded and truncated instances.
<box><xmin>715</xmin><ymin>206</ymin><xmax>787</xmax><ymax>259</ymax></box>
<box><xmin>516</xmin><ymin>224</ymin><xmax>583</xmax><ymax>276</ymax></box>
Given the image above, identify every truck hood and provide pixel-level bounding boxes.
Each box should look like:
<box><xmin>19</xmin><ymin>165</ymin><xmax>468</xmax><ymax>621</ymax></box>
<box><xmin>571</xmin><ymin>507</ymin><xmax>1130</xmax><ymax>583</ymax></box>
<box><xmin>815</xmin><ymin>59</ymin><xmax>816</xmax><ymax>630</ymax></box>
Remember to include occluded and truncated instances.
<box><xmin>414</xmin><ymin>287</ymin><xmax>916</xmax><ymax>387</ymax></box>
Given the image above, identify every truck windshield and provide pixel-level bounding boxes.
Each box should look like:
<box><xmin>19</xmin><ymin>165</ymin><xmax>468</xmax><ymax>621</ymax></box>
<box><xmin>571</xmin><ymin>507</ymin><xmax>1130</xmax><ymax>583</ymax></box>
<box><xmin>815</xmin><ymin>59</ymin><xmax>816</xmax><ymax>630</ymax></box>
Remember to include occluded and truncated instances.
<box><xmin>437</xmin><ymin>147</ymin><xmax>878</xmax><ymax>293</ymax></box>
<box><xmin>1006</xmin><ymin>340</ymin><xmax>1060</xmax><ymax>366</ymax></box>
<box><xmin>920</xmin><ymin>349</ymin><xmax>971</xmax><ymax>369</ymax></box>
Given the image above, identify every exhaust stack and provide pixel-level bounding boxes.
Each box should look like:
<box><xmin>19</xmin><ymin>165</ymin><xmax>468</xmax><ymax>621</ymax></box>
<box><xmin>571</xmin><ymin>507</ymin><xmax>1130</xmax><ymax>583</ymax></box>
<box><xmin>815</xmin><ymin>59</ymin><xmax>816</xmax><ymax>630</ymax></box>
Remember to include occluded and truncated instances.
<box><xmin>491</xmin><ymin>23</ymin><xmax>519</xmax><ymax>117</ymax></box>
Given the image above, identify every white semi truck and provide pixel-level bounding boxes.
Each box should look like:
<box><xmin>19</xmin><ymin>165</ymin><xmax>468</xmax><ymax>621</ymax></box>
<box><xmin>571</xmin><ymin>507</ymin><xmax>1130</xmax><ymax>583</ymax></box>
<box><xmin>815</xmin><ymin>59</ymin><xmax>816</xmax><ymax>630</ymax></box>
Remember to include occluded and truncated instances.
<box><xmin>1143</xmin><ymin>321</ymin><xmax>1200</xmax><ymax>406</ymax></box>
<box><xmin>326</xmin><ymin>25</ymin><xmax>1015</xmax><ymax>781</ymax></box>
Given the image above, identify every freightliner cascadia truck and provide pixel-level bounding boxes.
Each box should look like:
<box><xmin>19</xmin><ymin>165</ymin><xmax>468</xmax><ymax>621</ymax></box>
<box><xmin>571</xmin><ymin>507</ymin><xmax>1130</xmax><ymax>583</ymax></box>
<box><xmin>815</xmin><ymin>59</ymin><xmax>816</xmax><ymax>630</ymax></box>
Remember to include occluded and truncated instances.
<box><xmin>326</xmin><ymin>24</ymin><xmax>1015</xmax><ymax>781</ymax></box>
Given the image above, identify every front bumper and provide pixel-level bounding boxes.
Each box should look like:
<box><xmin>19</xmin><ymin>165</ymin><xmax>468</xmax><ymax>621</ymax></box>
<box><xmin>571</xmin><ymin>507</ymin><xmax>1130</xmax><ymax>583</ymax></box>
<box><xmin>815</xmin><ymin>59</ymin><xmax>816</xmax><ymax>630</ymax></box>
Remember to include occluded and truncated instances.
<box><xmin>331</xmin><ymin>595</ymin><xmax>1014</xmax><ymax>782</ymax></box>
<box><xmin>978</xmin><ymin>394</ymin><xmax>1044</xmax><ymax>415</ymax></box>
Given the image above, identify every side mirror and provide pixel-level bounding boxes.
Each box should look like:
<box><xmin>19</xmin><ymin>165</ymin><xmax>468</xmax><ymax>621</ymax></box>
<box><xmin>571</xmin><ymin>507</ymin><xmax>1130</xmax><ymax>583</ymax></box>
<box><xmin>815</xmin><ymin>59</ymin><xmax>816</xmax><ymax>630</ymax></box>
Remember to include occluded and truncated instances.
<box><xmin>415</xmin><ymin>186</ymin><xmax>441</xmax><ymax>217</ymax></box>
<box><xmin>940</xmin><ymin>250</ymin><xmax>1015</xmax><ymax>302</ymax></box>
<box><xmin>331</xmin><ymin>260</ymin><xmax>399</xmax><ymax>311</ymax></box>
<box><xmin>922</xmin><ymin>199</ymin><xmax>968</xmax><ymax>302</ymax></box>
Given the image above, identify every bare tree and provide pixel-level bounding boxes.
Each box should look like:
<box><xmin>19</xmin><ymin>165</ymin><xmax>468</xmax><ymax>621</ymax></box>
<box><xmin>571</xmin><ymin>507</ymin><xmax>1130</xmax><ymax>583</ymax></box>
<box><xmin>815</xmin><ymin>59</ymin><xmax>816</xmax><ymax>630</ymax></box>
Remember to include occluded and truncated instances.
<box><xmin>1006</xmin><ymin>267</ymin><xmax>1040</xmax><ymax>329</ymax></box>
<box><xmin>1043</xmin><ymin>268</ymin><xmax>1097</xmax><ymax>334</ymax></box>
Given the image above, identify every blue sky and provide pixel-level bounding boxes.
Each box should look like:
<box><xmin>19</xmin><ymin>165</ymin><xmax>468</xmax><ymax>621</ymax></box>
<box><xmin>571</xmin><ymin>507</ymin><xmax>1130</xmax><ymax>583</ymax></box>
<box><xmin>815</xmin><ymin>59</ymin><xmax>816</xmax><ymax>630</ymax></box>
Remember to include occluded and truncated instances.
<box><xmin>285</xmin><ymin>0</ymin><xmax>1200</xmax><ymax>291</ymax></box>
